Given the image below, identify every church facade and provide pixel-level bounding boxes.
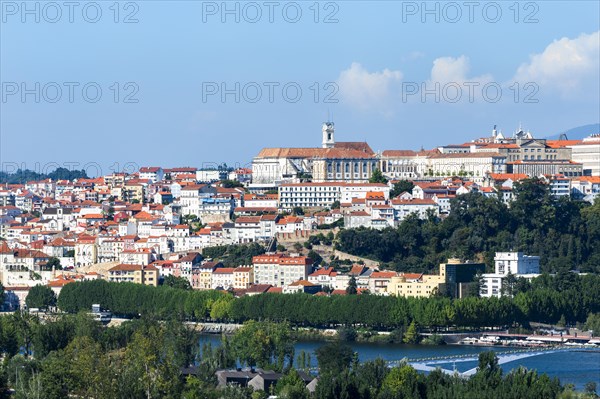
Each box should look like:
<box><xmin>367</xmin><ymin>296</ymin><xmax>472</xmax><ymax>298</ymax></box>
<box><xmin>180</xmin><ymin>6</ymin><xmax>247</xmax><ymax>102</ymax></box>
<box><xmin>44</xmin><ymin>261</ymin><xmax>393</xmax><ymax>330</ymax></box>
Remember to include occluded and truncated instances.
<box><xmin>251</xmin><ymin>123</ymin><xmax>378</xmax><ymax>185</ymax></box>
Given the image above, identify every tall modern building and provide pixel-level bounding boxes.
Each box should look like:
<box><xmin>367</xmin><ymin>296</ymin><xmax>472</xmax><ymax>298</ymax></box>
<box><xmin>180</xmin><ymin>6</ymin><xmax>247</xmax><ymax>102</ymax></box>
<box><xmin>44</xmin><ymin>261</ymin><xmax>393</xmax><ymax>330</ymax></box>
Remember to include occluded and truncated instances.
<box><xmin>440</xmin><ymin>258</ymin><xmax>486</xmax><ymax>298</ymax></box>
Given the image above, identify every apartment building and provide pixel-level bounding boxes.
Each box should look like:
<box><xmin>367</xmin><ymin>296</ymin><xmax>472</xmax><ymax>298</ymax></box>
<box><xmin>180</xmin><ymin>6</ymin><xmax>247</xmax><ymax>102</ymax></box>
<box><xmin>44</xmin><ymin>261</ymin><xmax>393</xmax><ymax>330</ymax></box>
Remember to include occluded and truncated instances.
<box><xmin>252</xmin><ymin>253</ymin><xmax>313</xmax><ymax>287</ymax></box>
<box><xmin>480</xmin><ymin>252</ymin><xmax>540</xmax><ymax>298</ymax></box>
<box><xmin>278</xmin><ymin>182</ymin><xmax>389</xmax><ymax>210</ymax></box>
<box><xmin>107</xmin><ymin>264</ymin><xmax>159</xmax><ymax>286</ymax></box>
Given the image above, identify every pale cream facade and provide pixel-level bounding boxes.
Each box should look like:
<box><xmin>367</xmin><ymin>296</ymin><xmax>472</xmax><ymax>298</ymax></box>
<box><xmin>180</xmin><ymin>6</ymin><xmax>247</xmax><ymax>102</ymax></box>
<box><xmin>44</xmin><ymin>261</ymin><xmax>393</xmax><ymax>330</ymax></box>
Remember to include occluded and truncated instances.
<box><xmin>387</xmin><ymin>273</ymin><xmax>446</xmax><ymax>297</ymax></box>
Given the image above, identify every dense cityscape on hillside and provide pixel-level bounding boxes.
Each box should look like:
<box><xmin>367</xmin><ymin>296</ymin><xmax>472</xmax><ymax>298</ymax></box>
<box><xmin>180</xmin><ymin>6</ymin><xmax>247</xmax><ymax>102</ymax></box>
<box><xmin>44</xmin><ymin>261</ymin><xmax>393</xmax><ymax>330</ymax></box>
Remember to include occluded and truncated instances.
<box><xmin>2</xmin><ymin>0</ymin><xmax>599</xmax><ymax>396</ymax></box>
<box><xmin>0</xmin><ymin>124</ymin><xmax>599</xmax><ymax>397</ymax></box>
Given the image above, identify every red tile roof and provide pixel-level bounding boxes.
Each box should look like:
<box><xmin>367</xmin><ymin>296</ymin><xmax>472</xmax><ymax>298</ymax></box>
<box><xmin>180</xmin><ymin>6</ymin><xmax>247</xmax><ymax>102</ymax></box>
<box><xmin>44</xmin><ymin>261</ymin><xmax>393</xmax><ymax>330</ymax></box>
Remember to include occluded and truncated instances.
<box><xmin>109</xmin><ymin>264</ymin><xmax>143</xmax><ymax>272</ymax></box>
<box><xmin>371</xmin><ymin>271</ymin><xmax>397</xmax><ymax>278</ymax></box>
<box><xmin>253</xmin><ymin>254</ymin><xmax>313</xmax><ymax>265</ymax></box>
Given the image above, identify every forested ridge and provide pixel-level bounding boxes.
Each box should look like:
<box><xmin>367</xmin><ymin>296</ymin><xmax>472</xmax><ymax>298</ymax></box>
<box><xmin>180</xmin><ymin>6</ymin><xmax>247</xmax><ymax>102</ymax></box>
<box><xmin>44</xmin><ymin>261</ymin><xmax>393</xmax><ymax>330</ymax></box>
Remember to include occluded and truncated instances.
<box><xmin>336</xmin><ymin>179</ymin><xmax>600</xmax><ymax>274</ymax></box>
<box><xmin>0</xmin><ymin>168</ymin><xmax>88</xmax><ymax>184</ymax></box>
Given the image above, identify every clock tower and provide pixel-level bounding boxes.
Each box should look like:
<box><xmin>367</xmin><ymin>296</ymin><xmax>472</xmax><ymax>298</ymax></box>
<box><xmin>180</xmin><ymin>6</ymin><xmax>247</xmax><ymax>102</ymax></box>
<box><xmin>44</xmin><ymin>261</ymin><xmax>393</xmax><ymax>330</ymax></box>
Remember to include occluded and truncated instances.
<box><xmin>322</xmin><ymin>122</ymin><xmax>335</xmax><ymax>148</ymax></box>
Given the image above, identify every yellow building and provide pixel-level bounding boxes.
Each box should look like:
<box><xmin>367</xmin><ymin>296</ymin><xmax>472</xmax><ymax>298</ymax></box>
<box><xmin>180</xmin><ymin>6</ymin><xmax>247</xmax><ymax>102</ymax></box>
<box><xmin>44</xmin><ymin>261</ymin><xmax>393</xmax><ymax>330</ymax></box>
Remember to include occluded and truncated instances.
<box><xmin>387</xmin><ymin>272</ymin><xmax>446</xmax><ymax>298</ymax></box>
<box><xmin>386</xmin><ymin>259</ymin><xmax>486</xmax><ymax>298</ymax></box>
<box><xmin>233</xmin><ymin>267</ymin><xmax>254</xmax><ymax>289</ymax></box>
<box><xmin>122</xmin><ymin>182</ymin><xmax>145</xmax><ymax>203</ymax></box>
<box><xmin>107</xmin><ymin>264</ymin><xmax>158</xmax><ymax>287</ymax></box>
<box><xmin>195</xmin><ymin>262</ymin><xmax>218</xmax><ymax>290</ymax></box>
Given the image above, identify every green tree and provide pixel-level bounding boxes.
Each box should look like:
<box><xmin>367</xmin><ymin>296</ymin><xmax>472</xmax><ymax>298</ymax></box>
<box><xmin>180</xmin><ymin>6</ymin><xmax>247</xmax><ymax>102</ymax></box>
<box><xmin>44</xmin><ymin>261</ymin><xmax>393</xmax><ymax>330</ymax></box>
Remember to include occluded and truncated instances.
<box><xmin>369</xmin><ymin>168</ymin><xmax>387</xmax><ymax>184</ymax></box>
<box><xmin>275</xmin><ymin>369</ymin><xmax>310</xmax><ymax>399</ymax></box>
<box><xmin>381</xmin><ymin>364</ymin><xmax>421</xmax><ymax>398</ymax></box>
<box><xmin>210</xmin><ymin>296</ymin><xmax>233</xmax><ymax>321</ymax></box>
<box><xmin>584</xmin><ymin>313</ymin><xmax>600</xmax><ymax>336</ymax></box>
<box><xmin>501</xmin><ymin>272</ymin><xmax>518</xmax><ymax>297</ymax></box>
<box><xmin>25</xmin><ymin>285</ymin><xmax>56</xmax><ymax>309</ymax></box>
<box><xmin>315</xmin><ymin>341</ymin><xmax>354</xmax><ymax>375</ymax></box>
<box><xmin>346</xmin><ymin>277</ymin><xmax>357</xmax><ymax>295</ymax></box>
<box><xmin>231</xmin><ymin>321</ymin><xmax>295</xmax><ymax>372</ymax></box>
<box><xmin>475</xmin><ymin>351</ymin><xmax>502</xmax><ymax>386</ymax></box>
<box><xmin>163</xmin><ymin>275</ymin><xmax>192</xmax><ymax>290</ymax></box>
<box><xmin>307</xmin><ymin>250</ymin><xmax>323</xmax><ymax>266</ymax></box>
<box><xmin>46</xmin><ymin>257</ymin><xmax>62</xmax><ymax>270</ymax></box>
<box><xmin>403</xmin><ymin>321</ymin><xmax>419</xmax><ymax>344</ymax></box>
<box><xmin>0</xmin><ymin>316</ymin><xmax>19</xmax><ymax>357</ymax></box>
<box><xmin>221</xmin><ymin>179</ymin><xmax>244</xmax><ymax>188</ymax></box>
<box><xmin>390</xmin><ymin>180</ymin><xmax>415</xmax><ymax>198</ymax></box>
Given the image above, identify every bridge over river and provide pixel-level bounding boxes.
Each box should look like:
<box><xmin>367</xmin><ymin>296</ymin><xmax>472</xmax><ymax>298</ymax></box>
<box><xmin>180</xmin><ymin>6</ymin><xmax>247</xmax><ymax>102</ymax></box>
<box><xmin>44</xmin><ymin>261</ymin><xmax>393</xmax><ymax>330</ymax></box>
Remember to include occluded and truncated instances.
<box><xmin>389</xmin><ymin>347</ymin><xmax>598</xmax><ymax>377</ymax></box>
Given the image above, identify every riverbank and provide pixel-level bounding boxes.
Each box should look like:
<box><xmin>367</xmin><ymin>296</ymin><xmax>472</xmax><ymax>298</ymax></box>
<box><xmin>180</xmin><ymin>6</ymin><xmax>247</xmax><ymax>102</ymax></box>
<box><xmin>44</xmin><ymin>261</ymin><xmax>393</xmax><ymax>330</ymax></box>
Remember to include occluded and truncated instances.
<box><xmin>198</xmin><ymin>334</ymin><xmax>600</xmax><ymax>391</ymax></box>
<box><xmin>222</xmin><ymin>323</ymin><xmax>600</xmax><ymax>350</ymax></box>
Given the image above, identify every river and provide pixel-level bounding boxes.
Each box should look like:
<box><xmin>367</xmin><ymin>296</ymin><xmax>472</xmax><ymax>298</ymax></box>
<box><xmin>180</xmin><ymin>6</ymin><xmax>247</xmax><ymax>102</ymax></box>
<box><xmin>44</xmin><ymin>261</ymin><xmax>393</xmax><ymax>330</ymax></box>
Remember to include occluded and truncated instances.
<box><xmin>199</xmin><ymin>335</ymin><xmax>600</xmax><ymax>390</ymax></box>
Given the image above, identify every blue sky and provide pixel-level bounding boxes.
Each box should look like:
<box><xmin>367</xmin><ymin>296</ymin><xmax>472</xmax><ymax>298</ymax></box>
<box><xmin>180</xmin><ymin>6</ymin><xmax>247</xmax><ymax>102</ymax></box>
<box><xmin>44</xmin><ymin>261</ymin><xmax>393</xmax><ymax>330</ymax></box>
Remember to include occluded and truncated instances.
<box><xmin>1</xmin><ymin>1</ymin><xmax>599</xmax><ymax>175</ymax></box>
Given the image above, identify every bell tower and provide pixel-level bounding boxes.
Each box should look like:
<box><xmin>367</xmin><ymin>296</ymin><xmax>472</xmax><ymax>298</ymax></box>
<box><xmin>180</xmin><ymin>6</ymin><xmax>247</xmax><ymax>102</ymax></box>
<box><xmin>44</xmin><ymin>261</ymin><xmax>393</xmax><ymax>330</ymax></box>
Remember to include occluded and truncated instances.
<box><xmin>322</xmin><ymin>122</ymin><xmax>335</xmax><ymax>148</ymax></box>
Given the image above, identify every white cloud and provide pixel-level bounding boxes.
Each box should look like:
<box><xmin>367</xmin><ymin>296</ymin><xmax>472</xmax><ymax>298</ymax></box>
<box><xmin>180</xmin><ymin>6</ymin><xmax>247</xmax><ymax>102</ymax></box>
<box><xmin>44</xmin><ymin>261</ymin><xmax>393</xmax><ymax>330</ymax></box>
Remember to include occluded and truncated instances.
<box><xmin>429</xmin><ymin>55</ymin><xmax>493</xmax><ymax>86</ymax></box>
<box><xmin>337</xmin><ymin>62</ymin><xmax>403</xmax><ymax>111</ymax></box>
<box><xmin>513</xmin><ymin>31</ymin><xmax>600</xmax><ymax>96</ymax></box>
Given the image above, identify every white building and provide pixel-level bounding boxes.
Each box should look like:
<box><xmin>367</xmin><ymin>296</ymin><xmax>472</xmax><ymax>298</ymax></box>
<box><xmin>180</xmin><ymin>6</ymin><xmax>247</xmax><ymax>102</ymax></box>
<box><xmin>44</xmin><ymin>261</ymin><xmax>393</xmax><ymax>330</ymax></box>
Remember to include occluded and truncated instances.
<box><xmin>568</xmin><ymin>134</ymin><xmax>600</xmax><ymax>176</ymax></box>
<box><xmin>139</xmin><ymin>167</ymin><xmax>164</xmax><ymax>183</ymax></box>
<box><xmin>278</xmin><ymin>182</ymin><xmax>389</xmax><ymax>210</ymax></box>
<box><xmin>391</xmin><ymin>198</ymin><xmax>439</xmax><ymax>220</ymax></box>
<box><xmin>243</xmin><ymin>193</ymin><xmax>279</xmax><ymax>208</ymax></box>
<box><xmin>426</xmin><ymin>152</ymin><xmax>507</xmax><ymax>180</ymax></box>
<box><xmin>308</xmin><ymin>267</ymin><xmax>338</xmax><ymax>287</ymax></box>
<box><xmin>179</xmin><ymin>185</ymin><xmax>217</xmax><ymax>216</ymax></box>
<box><xmin>547</xmin><ymin>175</ymin><xmax>570</xmax><ymax>197</ymax></box>
<box><xmin>196</xmin><ymin>170</ymin><xmax>227</xmax><ymax>183</ymax></box>
<box><xmin>252</xmin><ymin>253</ymin><xmax>313</xmax><ymax>287</ymax></box>
<box><xmin>211</xmin><ymin>267</ymin><xmax>235</xmax><ymax>290</ymax></box>
<box><xmin>480</xmin><ymin>252</ymin><xmax>540</xmax><ymax>298</ymax></box>
<box><xmin>570</xmin><ymin>177</ymin><xmax>600</xmax><ymax>202</ymax></box>
<box><xmin>340</xmin><ymin>184</ymin><xmax>390</xmax><ymax>203</ymax></box>
<box><xmin>197</xmin><ymin>198</ymin><xmax>234</xmax><ymax>219</ymax></box>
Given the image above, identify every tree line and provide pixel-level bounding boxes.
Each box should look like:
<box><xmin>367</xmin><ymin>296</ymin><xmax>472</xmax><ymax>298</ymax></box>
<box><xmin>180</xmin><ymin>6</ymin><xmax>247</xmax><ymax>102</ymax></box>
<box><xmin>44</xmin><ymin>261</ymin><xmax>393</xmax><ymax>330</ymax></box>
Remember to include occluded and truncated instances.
<box><xmin>57</xmin><ymin>273</ymin><xmax>600</xmax><ymax>329</ymax></box>
<box><xmin>336</xmin><ymin>179</ymin><xmax>600</xmax><ymax>274</ymax></box>
<box><xmin>0</xmin><ymin>167</ymin><xmax>88</xmax><ymax>184</ymax></box>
